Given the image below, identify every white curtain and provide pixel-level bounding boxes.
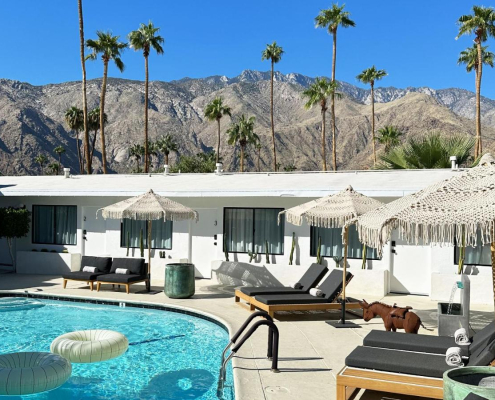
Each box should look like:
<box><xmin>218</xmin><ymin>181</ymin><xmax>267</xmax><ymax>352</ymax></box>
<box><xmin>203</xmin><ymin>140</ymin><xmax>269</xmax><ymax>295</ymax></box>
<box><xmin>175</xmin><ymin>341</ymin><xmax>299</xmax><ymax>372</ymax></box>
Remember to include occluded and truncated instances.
<box><xmin>55</xmin><ymin>206</ymin><xmax>77</xmax><ymax>245</ymax></box>
<box><xmin>224</xmin><ymin>209</ymin><xmax>253</xmax><ymax>252</ymax></box>
<box><xmin>254</xmin><ymin>209</ymin><xmax>284</xmax><ymax>254</ymax></box>
<box><xmin>33</xmin><ymin>205</ymin><xmax>76</xmax><ymax>245</ymax></box>
<box><xmin>122</xmin><ymin>219</ymin><xmax>172</xmax><ymax>249</ymax></box>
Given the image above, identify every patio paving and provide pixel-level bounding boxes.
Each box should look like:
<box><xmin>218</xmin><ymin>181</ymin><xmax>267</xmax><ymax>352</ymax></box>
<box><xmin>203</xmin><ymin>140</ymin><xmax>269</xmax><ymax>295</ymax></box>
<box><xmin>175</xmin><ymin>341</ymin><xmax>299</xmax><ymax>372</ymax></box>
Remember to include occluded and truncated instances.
<box><xmin>0</xmin><ymin>274</ymin><xmax>493</xmax><ymax>400</ymax></box>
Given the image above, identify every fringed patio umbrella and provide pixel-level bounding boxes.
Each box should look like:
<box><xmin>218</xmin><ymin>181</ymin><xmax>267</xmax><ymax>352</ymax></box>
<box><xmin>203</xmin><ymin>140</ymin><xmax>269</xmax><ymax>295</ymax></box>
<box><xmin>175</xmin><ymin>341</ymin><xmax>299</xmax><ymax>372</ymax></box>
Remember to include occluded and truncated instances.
<box><xmin>349</xmin><ymin>153</ymin><xmax>495</xmax><ymax>314</ymax></box>
<box><xmin>279</xmin><ymin>185</ymin><xmax>383</xmax><ymax>324</ymax></box>
<box><xmin>98</xmin><ymin>189</ymin><xmax>198</xmax><ymax>291</ymax></box>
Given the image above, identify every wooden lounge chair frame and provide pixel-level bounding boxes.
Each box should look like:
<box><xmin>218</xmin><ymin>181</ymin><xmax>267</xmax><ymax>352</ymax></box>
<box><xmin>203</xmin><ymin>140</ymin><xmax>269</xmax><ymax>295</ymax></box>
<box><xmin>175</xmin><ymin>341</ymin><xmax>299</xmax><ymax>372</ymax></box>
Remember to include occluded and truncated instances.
<box><xmin>63</xmin><ymin>278</ymin><xmax>95</xmax><ymax>291</ymax></box>
<box><xmin>96</xmin><ymin>278</ymin><xmax>149</xmax><ymax>294</ymax></box>
<box><xmin>234</xmin><ymin>286</ymin><xmax>361</xmax><ymax>318</ymax></box>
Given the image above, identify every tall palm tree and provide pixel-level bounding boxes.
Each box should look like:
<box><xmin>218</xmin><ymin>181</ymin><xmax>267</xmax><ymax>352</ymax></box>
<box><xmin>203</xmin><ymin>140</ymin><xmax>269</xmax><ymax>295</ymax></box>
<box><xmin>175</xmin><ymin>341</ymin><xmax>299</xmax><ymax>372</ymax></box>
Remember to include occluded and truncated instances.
<box><xmin>88</xmin><ymin>107</ymin><xmax>108</xmax><ymax>169</ymax></box>
<box><xmin>457</xmin><ymin>6</ymin><xmax>495</xmax><ymax>157</ymax></box>
<box><xmin>377</xmin><ymin>133</ymin><xmax>475</xmax><ymax>169</ymax></box>
<box><xmin>356</xmin><ymin>66</ymin><xmax>387</xmax><ymax>164</ymax></box>
<box><xmin>54</xmin><ymin>145</ymin><xmax>65</xmax><ymax>174</ymax></box>
<box><xmin>315</xmin><ymin>3</ymin><xmax>355</xmax><ymax>171</ymax></box>
<box><xmin>302</xmin><ymin>78</ymin><xmax>342</xmax><ymax>171</ymax></box>
<box><xmin>156</xmin><ymin>134</ymin><xmax>178</xmax><ymax>166</ymax></box>
<box><xmin>64</xmin><ymin>106</ymin><xmax>84</xmax><ymax>173</ymax></box>
<box><xmin>261</xmin><ymin>42</ymin><xmax>284</xmax><ymax>171</ymax></box>
<box><xmin>34</xmin><ymin>154</ymin><xmax>48</xmax><ymax>175</ymax></box>
<box><xmin>77</xmin><ymin>0</ymin><xmax>90</xmax><ymax>174</ymax></box>
<box><xmin>48</xmin><ymin>162</ymin><xmax>60</xmax><ymax>175</ymax></box>
<box><xmin>128</xmin><ymin>22</ymin><xmax>165</xmax><ymax>173</ymax></box>
<box><xmin>86</xmin><ymin>31</ymin><xmax>126</xmax><ymax>174</ymax></box>
<box><xmin>129</xmin><ymin>144</ymin><xmax>145</xmax><ymax>173</ymax></box>
<box><xmin>227</xmin><ymin>115</ymin><xmax>259</xmax><ymax>172</ymax></box>
<box><xmin>376</xmin><ymin>126</ymin><xmax>404</xmax><ymax>152</ymax></box>
<box><xmin>204</xmin><ymin>97</ymin><xmax>232</xmax><ymax>163</ymax></box>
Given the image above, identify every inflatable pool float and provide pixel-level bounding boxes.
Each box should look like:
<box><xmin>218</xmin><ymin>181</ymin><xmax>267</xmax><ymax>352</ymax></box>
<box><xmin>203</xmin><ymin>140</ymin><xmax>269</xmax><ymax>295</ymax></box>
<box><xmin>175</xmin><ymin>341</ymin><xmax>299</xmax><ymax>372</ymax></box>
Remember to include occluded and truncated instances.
<box><xmin>51</xmin><ymin>330</ymin><xmax>128</xmax><ymax>363</ymax></box>
<box><xmin>0</xmin><ymin>297</ymin><xmax>44</xmax><ymax>312</ymax></box>
<box><xmin>0</xmin><ymin>352</ymin><xmax>71</xmax><ymax>395</ymax></box>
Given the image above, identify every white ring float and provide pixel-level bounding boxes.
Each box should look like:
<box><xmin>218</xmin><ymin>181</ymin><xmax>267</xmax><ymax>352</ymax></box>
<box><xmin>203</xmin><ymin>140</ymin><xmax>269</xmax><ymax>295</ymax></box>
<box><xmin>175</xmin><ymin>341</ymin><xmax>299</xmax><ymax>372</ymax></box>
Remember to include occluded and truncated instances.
<box><xmin>50</xmin><ymin>330</ymin><xmax>129</xmax><ymax>363</ymax></box>
<box><xmin>0</xmin><ymin>352</ymin><xmax>71</xmax><ymax>395</ymax></box>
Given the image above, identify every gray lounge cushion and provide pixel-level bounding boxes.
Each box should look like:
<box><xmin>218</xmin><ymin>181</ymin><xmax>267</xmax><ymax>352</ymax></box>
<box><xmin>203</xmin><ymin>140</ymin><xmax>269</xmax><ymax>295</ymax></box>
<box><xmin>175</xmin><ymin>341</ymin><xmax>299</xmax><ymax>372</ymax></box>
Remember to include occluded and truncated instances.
<box><xmin>255</xmin><ymin>293</ymin><xmax>330</xmax><ymax>305</ymax></box>
<box><xmin>63</xmin><ymin>271</ymin><xmax>104</xmax><ymax>281</ymax></box>
<box><xmin>470</xmin><ymin>321</ymin><xmax>495</xmax><ymax>355</ymax></box>
<box><xmin>345</xmin><ymin>346</ymin><xmax>450</xmax><ymax>378</ymax></box>
<box><xmin>363</xmin><ymin>330</ymin><xmax>459</xmax><ymax>355</ymax></box>
<box><xmin>96</xmin><ymin>274</ymin><xmax>146</xmax><ymax>284</ymax></box>
<box><xmin>240</xmin><ymin>264</ymin><xmax>328</xmax><ymax>296</ymax></box>
<box><xmin>80</xmin><ymin>256</ymin><xmax>112</xmax><ymax>273</ymax></box>
<box><xmin>110</xmin><ymin>258</ymin><xmax>145</xmax><ymax>275</ymax></box>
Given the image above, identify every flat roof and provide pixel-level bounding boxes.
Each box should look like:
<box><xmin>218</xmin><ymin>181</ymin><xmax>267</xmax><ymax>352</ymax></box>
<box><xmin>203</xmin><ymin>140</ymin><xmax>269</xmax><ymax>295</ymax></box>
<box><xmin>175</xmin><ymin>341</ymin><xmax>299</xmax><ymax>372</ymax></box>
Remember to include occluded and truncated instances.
<box><xmin>0</xmin><ymin>169</ymin><xmax>459</xmax><ymax>198</ymax></box>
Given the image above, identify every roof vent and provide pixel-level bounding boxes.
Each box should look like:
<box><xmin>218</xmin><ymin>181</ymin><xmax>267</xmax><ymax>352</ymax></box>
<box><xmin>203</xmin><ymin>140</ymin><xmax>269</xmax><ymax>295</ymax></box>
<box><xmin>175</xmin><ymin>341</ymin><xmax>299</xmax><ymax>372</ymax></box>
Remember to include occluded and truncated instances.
<box><xmin>450</xmin><ymin>156</ymin><xmax>458</xmax><ymax>170</ymax></box>
<box><xmin>216</xmin><ymin>163</ymin><xmax>223</xmax><ymax>175</ymax></box>
<box><xmin>63</xmin><ymin>168</ymin><xmax>70</xmax><ymax>179</ymax></box>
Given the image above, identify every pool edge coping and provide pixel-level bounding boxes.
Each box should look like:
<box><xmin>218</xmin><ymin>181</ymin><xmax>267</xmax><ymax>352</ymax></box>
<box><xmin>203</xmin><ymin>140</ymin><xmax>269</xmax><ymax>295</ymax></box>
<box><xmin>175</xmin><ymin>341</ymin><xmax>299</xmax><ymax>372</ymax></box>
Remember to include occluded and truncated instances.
<box><xmin>0</xmin><ymin>289</ymin><xmax>243</xmax><ymax>399</ymax></box>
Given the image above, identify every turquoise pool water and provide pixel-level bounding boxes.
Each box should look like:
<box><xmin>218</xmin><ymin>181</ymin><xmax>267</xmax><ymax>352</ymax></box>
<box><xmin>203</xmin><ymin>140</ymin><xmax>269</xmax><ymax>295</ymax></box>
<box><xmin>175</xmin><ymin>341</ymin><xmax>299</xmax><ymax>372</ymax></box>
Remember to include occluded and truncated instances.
<box><xmin>0</xmin><ymin>298</ymin><xmax>234</xmax><ymax>399</ymax></box>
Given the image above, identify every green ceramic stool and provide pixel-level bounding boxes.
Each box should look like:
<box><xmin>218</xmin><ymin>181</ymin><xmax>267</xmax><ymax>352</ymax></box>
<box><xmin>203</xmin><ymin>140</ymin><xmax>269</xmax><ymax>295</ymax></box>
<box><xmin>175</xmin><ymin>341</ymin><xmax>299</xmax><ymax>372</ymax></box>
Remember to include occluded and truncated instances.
<box><xmin>164</xmin><ymin>263</ymin><xmax>195</xmax><ymax>299</ymax></box>
<box><xmin>444</xmin><ymin>367</ymin><xmax>495</xmax><ymax>399</ymax></box>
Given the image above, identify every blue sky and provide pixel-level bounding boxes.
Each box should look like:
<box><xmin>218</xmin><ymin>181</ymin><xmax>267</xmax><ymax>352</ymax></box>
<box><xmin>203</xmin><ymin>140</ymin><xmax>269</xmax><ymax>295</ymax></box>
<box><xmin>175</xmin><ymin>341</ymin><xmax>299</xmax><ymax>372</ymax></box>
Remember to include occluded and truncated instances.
<box><xmin>0</xmin><ymin>1</ymin><xmax>493</xmax><ymax>96</ymax></box>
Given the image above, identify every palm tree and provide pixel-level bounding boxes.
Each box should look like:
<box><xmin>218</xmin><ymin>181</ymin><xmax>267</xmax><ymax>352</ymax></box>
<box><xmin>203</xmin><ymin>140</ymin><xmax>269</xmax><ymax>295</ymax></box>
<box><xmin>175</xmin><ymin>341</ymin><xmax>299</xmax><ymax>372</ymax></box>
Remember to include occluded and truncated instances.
<box><xmin>377</xmin><ymin>126</ymin><xmax>404</xmax><ymax>152</ymax></box>
<box><xmin>156</xmin><ymin>134</ymin><xmax>178</xmax><ymax>166</ymax></box>
<box><xmin>315</xmin><ymin>3</ymin><xmax>355</xmax><ymax>171</ymax></box>
<box><xmin>86</xmin><ymin>31</ymin><xmax>126</xmax><ymax>174</ymax></box>
<box><xmin>204</xmin><ymin>97</ymin><xmax>232</xmax><ymax>163</ymax></box>
<box><xmin>356</xmin><ymin>66</ymin><xmax>387</xmax><ymax>164</ymax></box>
<box><xmin>54</xmin><ymin>145</ymin><xmax>65</xmax><ymax>174</ymax></box>
<box><xmin>227</xmin><ymin>115</ymin><xmax>259</xmax><ymax>172</ymax></box>
<box><xmin>129</xmin><ymin>144</ymin><xmax>145</xmax><ymax>173</ymax></box>
<box><xmin>77</xmin><ymin>0</ymin><xmax>90</xmax><ymax>174</ymax></box>
<box><xmin>302</xmin><ymin>78</ymin><xmax>342</xmax><ymax>171</ymax></box>
<box><xmin>34</xmin><ymin>154</ymin><xmax>48</xmax><ymax>175</ymax></box>
<box><xmin>261</xmin><ymin>42</ymin><xmax>284</xmax><ymax>171</ymax></box>
<box><xmin>87</xmin><ymin>107</ymin><xmax>108</xmax><ymax>170</ymax></box>
<box><xmin>48</xmin><ymin>162</ymin><xmax>60</xmax><ymax>175</ymax></box>
<box><xmin>128</xmin><ymin>22</ymin><xmax>165</xmax><ymax>173</ymax></box>
<box><xmin>64</xmin><ymin>106</ymin><xmax>84</xmax><ymax>173</ymax></box>
<box><xmin>457</xmin><ymin>6</ymin><xmax>495</xmax><ymax>158</ymax></box>
<box><xmin>377</xmin><ymin>133</ymin><xmax>475</xmax><ymax>169</ymax></box>
<box><xmin>148</xmin><ymin>141</ymin><xmax>159</xmax><ymax>170</ymax></box>
<box><xmin>255</xmin><ymin>141</ymin><xmax>262</xmax><ymax>172</ymax></box>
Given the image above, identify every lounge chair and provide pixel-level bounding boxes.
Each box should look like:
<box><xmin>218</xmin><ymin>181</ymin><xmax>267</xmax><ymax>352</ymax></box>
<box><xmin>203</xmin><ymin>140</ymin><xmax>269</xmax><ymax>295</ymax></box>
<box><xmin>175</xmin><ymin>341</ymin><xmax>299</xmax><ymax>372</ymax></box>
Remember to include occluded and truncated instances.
<box><xmin>236</xmin><ymin>269</ymin><xmax>359</xmax><ymax>318</ymax></box>
<box><xmin>362</xmin><ymin>321</ymin><xmax>495</xmax><ymax>356</ymax></box>
<box><xmin>62</xmin><ymin>256</ymin><xmax>112</xmax><ymax>291</ymax></box>
<box><xmin>96</xmin><ymin>258</ymin><xmax>148</xmax><ymax>294</ymax></box>
<box><xmin>336</xmin><ymin>336</ymin><xmax>495</xmax><ymax>399</ymax></box>
<box><xmin>235</xmin><ymin>264</ymin><xmax>328</xmax><ymax>305</ymax></box>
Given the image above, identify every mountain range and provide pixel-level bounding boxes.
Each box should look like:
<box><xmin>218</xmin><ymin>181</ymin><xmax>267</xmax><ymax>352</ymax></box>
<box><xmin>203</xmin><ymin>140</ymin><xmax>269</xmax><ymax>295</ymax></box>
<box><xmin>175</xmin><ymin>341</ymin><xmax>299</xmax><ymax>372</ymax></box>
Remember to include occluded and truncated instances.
<box><xmin>0</xmin><ymin>69</ymin><xmax>494</xmax><ymax>175</ymax></box>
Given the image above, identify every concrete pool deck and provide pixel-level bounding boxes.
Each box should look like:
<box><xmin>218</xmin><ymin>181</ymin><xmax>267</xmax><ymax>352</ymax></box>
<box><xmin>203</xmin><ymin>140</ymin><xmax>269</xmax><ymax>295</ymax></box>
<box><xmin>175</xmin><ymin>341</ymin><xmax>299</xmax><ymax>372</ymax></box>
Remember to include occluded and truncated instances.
<box><xmin>1</xmin><ymin>274</ymin><xmax>494</xmax><ymax>400</ymax></box>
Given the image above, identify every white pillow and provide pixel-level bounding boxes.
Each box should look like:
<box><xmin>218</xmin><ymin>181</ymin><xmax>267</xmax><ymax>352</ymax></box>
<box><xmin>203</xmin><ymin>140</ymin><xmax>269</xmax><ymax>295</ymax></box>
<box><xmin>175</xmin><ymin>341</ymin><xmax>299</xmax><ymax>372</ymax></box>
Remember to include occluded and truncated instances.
<box><xmin>82</xmin><ymin>266</ymin><xmax>97</xmax><ymax>273</ymax></box>
<box><xmin>115</xmin><ymin>268</ymin><xmax>130</xmax><ymax>275</ymax></box>
<box><xmin>309</xmin><ymin>288</ymin><xmax>323</xmax><ymax>297</ymax></box>
<box><xmin>289</xmin><ymin>282</ymin><xmax>302</xmax><ymax>289</ymax></box>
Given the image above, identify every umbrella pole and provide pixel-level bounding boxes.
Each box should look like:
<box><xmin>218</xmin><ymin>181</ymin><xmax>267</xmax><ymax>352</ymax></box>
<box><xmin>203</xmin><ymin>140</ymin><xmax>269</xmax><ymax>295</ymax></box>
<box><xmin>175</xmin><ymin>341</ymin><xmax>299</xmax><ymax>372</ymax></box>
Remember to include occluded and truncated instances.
<box><xmin>340</xmin><ymin>226</ymin><xmax>349</xmax><ymax>324</ymax></box>
<box><xmin>147</xmin><ymin>219</ymin><xmax>152</xmax><ymax>292</ymax></box>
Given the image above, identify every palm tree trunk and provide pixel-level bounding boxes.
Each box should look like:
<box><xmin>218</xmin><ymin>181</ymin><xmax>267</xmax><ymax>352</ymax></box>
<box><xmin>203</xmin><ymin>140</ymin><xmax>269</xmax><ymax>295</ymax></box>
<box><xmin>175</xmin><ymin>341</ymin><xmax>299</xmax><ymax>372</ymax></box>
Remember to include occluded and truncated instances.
<box><xmin>331</xmin><ymin>30</ymin><xmax>337</xmax><ymax>171</ymax></box>
<box><xmin>491</xmin><ymin>228</ymin><xmax>495</xmax><ymax>319</ymax></box>
<box><xmin>270</xmin><ymin>60</ymin><xmax>277</xmax><ymax>171</ymax></box>
<box><xmin>76</xmin><ymin>130</ymin><xmax>83</xmax><ymax>174</ymax></box>
<box><xmin>90</xmin><ymin>129</ymin><xmax>97</xmax><ymax>165</ymax></box>
<box><xmin>476</xmin><ymin>39</ymin><xmax>483</xmax><ymax>158</ymax></box>
<box><xmin>78</xmin><ymin>0</ymin><xmax>91</xmax><ymax>175</ymax></box>
<box><xmin>58</xmin><ymin>154</ymin><xmax>61</xmax><ymax>175</ymax></box>
<box><xmin>371</xmin><ymin>82</ymin><xmax>376</xmax><ymax>164</ymax></box>
<box><xmin>165</xmin><ymin>153</ymin><xmax>169</xmax><ymax>166</ymax></box>
<box><xmin>100</xmin><ymin>61</ymin><xmax>109</xmax><ymax>174</ymax></box>
<box><xmin>257</xmin><ymin>148</ymin><xmax>261</xmax><ymax>172</ymax></box>
<box><xmin>144</xmin><ymin>55</ymin><xmax>149</xmax><ymax>173</ymax></box>
<box><xmin>240</xmin><ymin>145</ymin><xmax>245</xmax><ymax>173</ymax></box>
<box><xmin>321</xmin><ymin>108</ymin><xmax>327</xmax><ymax>171</ymax></box>
<box><xmin>216</xmin><ymin>118</ymin><xmax>221</xmax><ymax>163</ymax></box>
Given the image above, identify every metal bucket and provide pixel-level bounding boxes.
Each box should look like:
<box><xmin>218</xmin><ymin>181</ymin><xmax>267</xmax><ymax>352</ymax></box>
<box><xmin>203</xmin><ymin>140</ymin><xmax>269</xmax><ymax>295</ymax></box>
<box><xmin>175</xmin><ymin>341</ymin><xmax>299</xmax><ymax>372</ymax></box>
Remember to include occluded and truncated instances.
<box><xmin>164</xmin><ymin>263</ymin><xmax>195</xmax><ymax>299</ymax></box>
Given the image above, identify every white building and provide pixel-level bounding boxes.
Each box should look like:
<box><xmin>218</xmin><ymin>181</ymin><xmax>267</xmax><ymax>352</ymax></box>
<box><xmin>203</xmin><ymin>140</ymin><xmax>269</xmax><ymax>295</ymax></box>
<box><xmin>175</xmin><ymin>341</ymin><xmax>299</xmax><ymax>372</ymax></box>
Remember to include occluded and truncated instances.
<box><xmin>0</xmin><ymin>168</ymin><xmax>490</xmax><ymax>303</ymax></box>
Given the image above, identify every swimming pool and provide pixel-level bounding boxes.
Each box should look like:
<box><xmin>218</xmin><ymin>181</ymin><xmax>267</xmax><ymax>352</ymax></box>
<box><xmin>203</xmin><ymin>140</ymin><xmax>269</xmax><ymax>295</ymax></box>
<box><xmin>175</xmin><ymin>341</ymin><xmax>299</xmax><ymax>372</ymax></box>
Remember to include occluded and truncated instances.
<box><xmin>0</xmin><ymin>297</ymin><xmax>234</xmax><ymax>399</ymax></box>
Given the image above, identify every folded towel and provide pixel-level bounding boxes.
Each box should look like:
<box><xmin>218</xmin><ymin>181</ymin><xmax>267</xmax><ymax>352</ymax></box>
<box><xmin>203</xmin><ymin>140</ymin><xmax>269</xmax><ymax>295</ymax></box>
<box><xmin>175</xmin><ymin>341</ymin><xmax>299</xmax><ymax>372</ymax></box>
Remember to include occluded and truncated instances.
<box><xmin>446</xmin><ymin>347</ymin><xmax>464</xmax><ymax>367</ymax></box>
<box><xmin>82</xmin><ymin>266</ymin><xmax>97</xmax><ymax>273</ymax></box>
<box><xmin>454</xmin><ymin>328</ymin><xmax>471</xmax><ymax>345</ymax></box>
<box><xmin>309</xmin><ymin>288</ymin><xmax>323</xmax><ymax>297</ymax></box>
<box><xmin>289</xmin><ymin>282</ymin><xmax>303</xmax><ymax>289</ymax></box>
<box><xmin>115</xmin><ymin>268</ymin><xmax>130</xmax><ymax>275</ymax></box>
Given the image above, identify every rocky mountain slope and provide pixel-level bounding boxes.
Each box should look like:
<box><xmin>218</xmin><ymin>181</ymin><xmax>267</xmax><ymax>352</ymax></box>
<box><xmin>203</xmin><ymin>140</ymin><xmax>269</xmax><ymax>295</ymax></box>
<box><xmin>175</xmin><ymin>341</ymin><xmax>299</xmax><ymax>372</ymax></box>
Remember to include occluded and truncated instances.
<box><xmin>0</xmin><ymin>70</ymin><xmax>494</xmax><ymax>175</ymax></box>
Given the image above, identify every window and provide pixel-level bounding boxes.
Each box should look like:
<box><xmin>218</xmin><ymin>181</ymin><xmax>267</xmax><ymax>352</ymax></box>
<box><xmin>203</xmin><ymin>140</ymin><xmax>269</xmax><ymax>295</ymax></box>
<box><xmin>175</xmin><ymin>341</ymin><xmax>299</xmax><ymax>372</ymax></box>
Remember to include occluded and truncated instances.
<box><xmin>455</xmin><ymin>230</ymin><xmax>491</xmax><ymax>266</ymax></box>
<box><xmin>121</xmin><ymin>219</ymin><xmax>173</xmax><ymax>249</ymax></box>
<box><xmin>224</xmin><ymin>208</ymin><xmax>284</xmax><ymax>254</ymax></box>
<box><xmin>310</xmin><ymin>225</ymin><xmax>379</xmax><ymax>260</ymax></box>
<box><xmin>32</xmin><ymin>205</ymin><xmax>77</xmax><ymax>245</ymax></box>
